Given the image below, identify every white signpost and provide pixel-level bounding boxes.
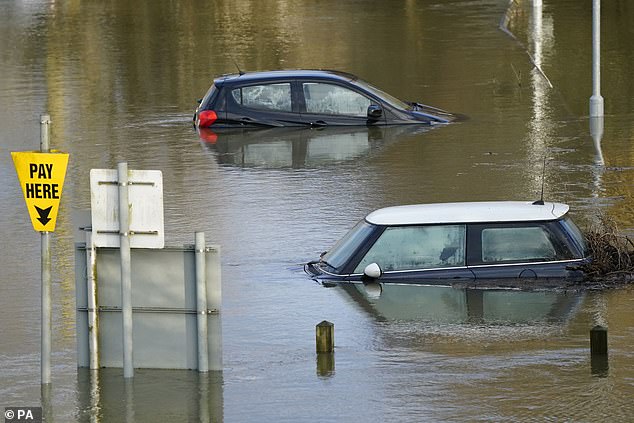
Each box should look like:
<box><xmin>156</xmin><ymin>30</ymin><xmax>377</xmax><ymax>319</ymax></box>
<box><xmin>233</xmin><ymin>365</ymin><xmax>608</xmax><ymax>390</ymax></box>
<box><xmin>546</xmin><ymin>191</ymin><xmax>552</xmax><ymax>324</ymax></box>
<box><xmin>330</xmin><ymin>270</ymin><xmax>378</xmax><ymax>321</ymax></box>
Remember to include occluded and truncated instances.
<box><xmin>90</xmin><ymin>168</ymin><xmax>164</xmax><ymax>249</ymax></box>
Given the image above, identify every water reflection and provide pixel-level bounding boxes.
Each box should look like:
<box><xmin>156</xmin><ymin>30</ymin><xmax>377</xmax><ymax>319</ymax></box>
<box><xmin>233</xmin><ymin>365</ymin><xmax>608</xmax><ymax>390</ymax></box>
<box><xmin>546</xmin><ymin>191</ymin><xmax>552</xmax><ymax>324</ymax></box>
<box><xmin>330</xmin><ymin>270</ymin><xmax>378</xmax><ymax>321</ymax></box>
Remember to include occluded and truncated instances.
<box><xmin>589</xmin><ymin>117</ymin><xmax>604</xmax><ymax>167</ymax></box>
<box><xmin>526</xmin><ymin>0</ymin><xmax>556</xmax><ymax>198</ymax></box>
<box><xmin>337</xmin><ymin>283</ymin><xmax>584</xmax><ymax>325</ymax></box>
<box><xmin>197</xmin><ymin>125</ymin><xmax>431</xmax><ymax>169</ymax></box>
<box><xmin>76</xmin><ymin>369</ymin><xmax>224</xmax><ymax>423</ymax></box>
<box><xmin>589</xmin><ymin>116</ymin><xmax>606</xmax><ymax>213</ymax></box>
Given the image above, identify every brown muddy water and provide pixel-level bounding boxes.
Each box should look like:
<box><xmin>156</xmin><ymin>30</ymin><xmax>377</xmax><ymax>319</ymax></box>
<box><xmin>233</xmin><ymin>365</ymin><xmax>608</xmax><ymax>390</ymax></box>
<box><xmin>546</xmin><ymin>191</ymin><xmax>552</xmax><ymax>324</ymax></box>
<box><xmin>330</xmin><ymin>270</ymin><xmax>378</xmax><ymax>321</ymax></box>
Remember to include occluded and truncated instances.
<box><xmin>1</xmin><ymin>0</ymin><xmax>634</xmax><ymax>421</ymax></box>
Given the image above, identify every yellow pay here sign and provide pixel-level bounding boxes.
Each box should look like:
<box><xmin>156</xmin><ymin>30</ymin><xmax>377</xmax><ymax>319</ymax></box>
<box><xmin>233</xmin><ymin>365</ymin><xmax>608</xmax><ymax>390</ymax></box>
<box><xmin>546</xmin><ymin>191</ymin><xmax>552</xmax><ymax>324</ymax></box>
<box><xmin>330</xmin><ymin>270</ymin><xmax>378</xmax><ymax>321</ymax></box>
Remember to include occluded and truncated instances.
<box><xmin>12</xmin><ymin>151</ymin><xmax>69</xmax><ymax>232</ymax></box>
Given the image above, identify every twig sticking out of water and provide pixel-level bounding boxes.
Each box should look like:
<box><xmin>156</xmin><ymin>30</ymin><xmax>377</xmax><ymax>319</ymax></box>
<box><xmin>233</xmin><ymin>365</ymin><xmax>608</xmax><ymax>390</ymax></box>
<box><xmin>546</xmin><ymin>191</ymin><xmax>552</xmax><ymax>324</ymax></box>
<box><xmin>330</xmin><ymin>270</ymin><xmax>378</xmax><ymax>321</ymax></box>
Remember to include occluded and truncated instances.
<box><xmin>511</xmin><ymin>63</ymin><xmax>522</xmax><ymax>88</ymax></box>
<box><xmin>581</xmin><ymin>216</ymin><xmax>634</xmax><ymax>281</ymax></box>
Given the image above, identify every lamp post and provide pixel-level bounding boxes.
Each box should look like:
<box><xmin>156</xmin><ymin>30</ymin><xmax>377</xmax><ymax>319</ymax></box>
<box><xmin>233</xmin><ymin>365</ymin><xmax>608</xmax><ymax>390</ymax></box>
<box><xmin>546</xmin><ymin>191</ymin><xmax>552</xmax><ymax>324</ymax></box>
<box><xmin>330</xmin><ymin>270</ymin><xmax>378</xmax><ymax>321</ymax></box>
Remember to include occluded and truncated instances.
<box><xmin>590</xmin><ymin>0</ymin><xmax>604</xmax><ymax>117</ymax></box>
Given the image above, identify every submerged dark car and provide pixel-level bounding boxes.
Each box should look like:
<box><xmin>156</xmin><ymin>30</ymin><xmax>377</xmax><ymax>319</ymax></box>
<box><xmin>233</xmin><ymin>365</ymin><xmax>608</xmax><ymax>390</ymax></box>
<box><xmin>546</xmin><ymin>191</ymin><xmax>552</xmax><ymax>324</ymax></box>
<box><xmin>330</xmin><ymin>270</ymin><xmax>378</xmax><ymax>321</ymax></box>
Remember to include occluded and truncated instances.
<box><xmin>305</xmin><ymin>201</ymin><xmax>590</xmax><ymax>285</ymax></box>
<box><xmin>194</xmin><ymin>69</ymin><xmax>456</xmax><ymax>129</ymax></box>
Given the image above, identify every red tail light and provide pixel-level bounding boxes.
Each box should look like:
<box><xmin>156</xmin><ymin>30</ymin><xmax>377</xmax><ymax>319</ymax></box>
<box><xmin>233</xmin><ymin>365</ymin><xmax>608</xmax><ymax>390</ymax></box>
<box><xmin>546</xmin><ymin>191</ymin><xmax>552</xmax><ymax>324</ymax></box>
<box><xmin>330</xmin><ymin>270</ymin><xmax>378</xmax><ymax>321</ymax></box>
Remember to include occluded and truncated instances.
<box><xmin>197</xmin><ymin>110</ymin><xmax>218</xmax><ymax>127</ymax></box>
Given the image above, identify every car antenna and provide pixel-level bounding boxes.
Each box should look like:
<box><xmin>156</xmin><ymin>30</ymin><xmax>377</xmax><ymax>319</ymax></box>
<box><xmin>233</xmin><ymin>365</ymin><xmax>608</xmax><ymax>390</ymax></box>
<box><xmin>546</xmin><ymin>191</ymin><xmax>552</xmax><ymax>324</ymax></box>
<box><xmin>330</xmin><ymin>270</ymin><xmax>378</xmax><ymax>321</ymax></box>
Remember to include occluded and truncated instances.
<box><xmin>232</xmin><ymin>59</ymin><xmax>245</xmax><ymax>76</ymax></box>
<box><xmin>533</xmin><ymin>155</ymin><xmax>547</xmax><ymax>205</ymax></box>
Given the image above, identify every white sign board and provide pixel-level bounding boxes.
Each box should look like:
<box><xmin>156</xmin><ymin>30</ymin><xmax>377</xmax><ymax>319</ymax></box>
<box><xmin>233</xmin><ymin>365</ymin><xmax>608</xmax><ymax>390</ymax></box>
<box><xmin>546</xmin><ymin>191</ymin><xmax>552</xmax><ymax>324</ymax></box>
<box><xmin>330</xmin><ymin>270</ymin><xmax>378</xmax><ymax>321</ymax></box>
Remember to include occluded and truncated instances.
<box><xmin>90</xmin><ymin>169</ymin><xmax>164</xmax><ymax>248</ymax></box>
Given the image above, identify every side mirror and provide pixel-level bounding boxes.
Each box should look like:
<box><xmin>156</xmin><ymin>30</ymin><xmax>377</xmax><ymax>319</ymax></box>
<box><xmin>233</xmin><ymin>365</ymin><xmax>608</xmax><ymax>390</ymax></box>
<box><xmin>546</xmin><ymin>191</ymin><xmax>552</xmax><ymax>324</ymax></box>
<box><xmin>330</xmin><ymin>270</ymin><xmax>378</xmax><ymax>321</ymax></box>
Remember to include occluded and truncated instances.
<box><xmin>367</xmin><ymin>105</ymin><xmax>383</xmax><ymax>120</ymax></box>
<box><xmin>363</xmin><ymin>262</ymin><xmax>382</xmax><ymax>279</ymax></box>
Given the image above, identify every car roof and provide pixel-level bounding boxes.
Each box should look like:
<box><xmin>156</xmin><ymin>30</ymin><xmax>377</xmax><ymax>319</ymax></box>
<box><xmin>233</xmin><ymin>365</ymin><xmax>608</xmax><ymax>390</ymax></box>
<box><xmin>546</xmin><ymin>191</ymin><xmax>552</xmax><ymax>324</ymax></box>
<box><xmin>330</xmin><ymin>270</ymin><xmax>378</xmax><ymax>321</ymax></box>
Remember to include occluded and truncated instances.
<box><xmin>365</xmin><ymin>201</ymin><xmax>570</xmax><ymax>225</ymax></box>
<box><xmin>213</xmin><ymin>69</ymin><xmax>360</xmax><ymax>86</ymax></box>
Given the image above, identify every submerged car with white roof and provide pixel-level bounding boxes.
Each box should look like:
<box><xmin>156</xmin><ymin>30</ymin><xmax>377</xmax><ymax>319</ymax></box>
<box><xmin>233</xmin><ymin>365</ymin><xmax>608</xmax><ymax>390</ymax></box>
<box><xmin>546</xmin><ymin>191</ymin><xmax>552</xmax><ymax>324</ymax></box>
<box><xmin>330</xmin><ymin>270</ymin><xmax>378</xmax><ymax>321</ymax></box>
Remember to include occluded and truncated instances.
<box><xmin>305</xmin><ymin>201</ymin><xmax>589</xmax><ymax>284</ymax></box>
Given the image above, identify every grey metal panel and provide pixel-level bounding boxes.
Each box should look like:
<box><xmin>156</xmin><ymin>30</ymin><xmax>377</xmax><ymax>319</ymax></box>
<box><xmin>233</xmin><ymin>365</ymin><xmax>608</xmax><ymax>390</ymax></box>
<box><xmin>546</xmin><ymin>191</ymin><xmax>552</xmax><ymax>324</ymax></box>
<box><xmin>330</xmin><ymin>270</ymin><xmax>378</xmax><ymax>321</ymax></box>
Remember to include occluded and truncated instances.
<box><xmin>96</xmin><ymin>247</ymin><xmax>197</xmax><ymax>310</ymax></box>
<box><xmin>205</xmin><ymin>246</ymin><xmax>222</xmax><ymax>310</ymax></box>
<box><xmin>98</xmin><ymin>313</ymin><xmax>199</xmax><ymax>369</ymax></box>
<box><xmin>75</xmin><ymin>243</ymin><xmax>221</xmax><ymax>370</ymax></box>
<box><xmin>205</xmin><ymin>246</ymin><xmax>223</xmax><ymax>371</ymax></box>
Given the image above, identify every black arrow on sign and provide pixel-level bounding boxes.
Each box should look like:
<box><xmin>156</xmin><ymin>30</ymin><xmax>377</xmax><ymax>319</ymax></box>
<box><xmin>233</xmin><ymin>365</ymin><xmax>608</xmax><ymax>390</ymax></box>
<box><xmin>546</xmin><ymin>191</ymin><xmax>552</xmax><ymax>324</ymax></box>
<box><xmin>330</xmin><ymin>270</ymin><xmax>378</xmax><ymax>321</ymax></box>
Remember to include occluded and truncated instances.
<box><xmin>35</xmin><ymin>205</ymin><xmax>53</xmax><ymax>226</ymax></box>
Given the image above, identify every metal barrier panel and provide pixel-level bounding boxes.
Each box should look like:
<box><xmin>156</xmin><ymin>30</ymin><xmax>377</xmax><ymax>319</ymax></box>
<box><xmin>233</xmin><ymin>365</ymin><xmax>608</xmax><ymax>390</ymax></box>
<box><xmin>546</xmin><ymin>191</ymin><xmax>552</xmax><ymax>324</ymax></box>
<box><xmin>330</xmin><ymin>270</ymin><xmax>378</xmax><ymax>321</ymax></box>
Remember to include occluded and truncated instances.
<box><xmin>75</xmin><ymin>244</ymin><xmax>221</xmax><ymax>370</ymax></box>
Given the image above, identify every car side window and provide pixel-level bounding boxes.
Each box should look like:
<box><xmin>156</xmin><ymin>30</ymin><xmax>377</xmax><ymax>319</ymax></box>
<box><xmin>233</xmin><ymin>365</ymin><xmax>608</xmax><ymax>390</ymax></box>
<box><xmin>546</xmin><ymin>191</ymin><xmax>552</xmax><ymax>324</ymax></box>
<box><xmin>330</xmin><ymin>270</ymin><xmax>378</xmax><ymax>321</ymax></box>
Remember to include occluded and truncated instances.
<box><xmin>481</xmin><ymin>226</ymin><xmax>558</xmax><ymax>263</ymax></box>
<box><xmin>303</xmin><ymin>83</ymin><xmax>371</xmax><ymax>117</ymax></box>
<box><xmin>231</xmin><ymin>83</ymin><xmax>292</xmax><ymax>112</ymax></box>
<box><xmin>354</xmin><ymin>225</ymin><xmax>466</xmax><ymax>273</ymax></box>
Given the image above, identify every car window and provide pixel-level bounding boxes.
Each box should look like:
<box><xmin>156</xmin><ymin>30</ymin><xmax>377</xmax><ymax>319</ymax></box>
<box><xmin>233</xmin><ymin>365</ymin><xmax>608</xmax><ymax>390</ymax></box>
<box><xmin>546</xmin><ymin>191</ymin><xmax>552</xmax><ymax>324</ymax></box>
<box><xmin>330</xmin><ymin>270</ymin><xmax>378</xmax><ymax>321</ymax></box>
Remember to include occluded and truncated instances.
<box><xmin>354</xmin><ymin>225</ymin><xmax>466</xmax><ymax>273</ymax></box>
<box><xmin>200</xmin><ymin>84</ymin><xmax>219</xmax><ymax>109</ymax></box>
<box><xmin>231</xmin><ymin>83</ymin><xmax>292</xmax><ymax>112</ymax></box>
<box><xmin>352</xmin><ymin>79</ymin><xmax>412</xmax><ymax>111</ymax></box>
<box><xmin>321</xmin><ymin>220</ymin><xmax>375</xmax><ymax>270</ymax></box>
<box><xmin>559</xmin><ymin>216</ymin><xmax>588</xmax><ymax>257</ymax></box>
<box><xmin>481</xmin><ymin>227</ymin><xmax>558</xmax><ymax>263</ymax></box>
<box><xmin>303</xmin><ymin>83</ymin><xmax>371</xmax><ymax>117</ymax></box>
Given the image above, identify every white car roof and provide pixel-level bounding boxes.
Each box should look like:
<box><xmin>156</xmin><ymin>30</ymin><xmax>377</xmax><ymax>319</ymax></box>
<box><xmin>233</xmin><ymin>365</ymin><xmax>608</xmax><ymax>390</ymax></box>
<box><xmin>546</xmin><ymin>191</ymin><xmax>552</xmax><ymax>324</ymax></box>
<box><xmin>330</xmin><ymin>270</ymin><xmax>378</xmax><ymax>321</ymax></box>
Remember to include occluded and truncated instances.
<box><xmin>365</xmin><ymin>201</ymin><xmax>569</xmax><ymax>225</ymax></box>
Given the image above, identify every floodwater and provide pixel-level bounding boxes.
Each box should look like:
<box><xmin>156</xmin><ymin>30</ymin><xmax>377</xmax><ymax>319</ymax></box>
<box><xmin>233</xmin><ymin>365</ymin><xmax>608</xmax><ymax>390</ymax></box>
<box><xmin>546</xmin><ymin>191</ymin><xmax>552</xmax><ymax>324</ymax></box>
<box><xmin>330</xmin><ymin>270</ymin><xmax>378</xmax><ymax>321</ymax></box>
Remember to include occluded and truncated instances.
<box><xmin>1</xmin><ymin>0</ymin><xmax>634</xmax><ymax>421</ymax></box>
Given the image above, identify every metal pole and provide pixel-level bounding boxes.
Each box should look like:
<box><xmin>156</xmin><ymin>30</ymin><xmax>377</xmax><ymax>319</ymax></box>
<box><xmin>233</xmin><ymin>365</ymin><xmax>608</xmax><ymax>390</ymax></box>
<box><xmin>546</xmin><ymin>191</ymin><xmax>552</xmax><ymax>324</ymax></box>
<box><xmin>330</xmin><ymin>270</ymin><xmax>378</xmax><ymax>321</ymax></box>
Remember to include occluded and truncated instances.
<box><xmin>41</xmin><ymin>233</ymin><xmax>51</xmax><ymax>384</ymax></box>
<box><xmin>40</xmin><ymin>115</ymin><xmax>50</xmax><ymax>153</ymax></box>
<box><xmin>41</xmin><ymin>383</ymin><xmax>53</xmax><ymax>422</ymax></box>
<box><xmin>590</xmin><ymin>0</ymin><xmax>604</xmax><ymax>117</ymax></box>
<box><xmin>118</xmin><ymin>162</ymin><xmax>134</xmax><ymax>378</ymax></box>
<box><xmin>40</xmin><ymin>114</ymin><xmax>52</xmax><ymax>385</ymax></box>
<box><xmin>85</xmin><ymin>230</ymin><xmax>99</xmax><ymax>369</ymax></box>
<box><xmin>195</xmin><ymin>232</ymin><xmax>209</xmax><ymax>372</ymax></box>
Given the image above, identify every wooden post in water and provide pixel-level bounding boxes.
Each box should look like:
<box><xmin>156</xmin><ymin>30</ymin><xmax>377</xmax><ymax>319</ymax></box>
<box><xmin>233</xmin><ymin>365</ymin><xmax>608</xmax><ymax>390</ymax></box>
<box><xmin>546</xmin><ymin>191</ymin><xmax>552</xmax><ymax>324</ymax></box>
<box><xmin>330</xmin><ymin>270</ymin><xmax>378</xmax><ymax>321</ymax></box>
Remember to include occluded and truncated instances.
<box><xmin>590</xmin><ymin>325</ymin><xmax>608</xmax><ymax>356</ymax></box>
<box><xmin>316</xmin><ymin>321</ymin><xmax>334</xmax><ymax>353</ymax></box>
<box><xmin>590</xmin><ymin>325</ymin><xmax>609</xmax><ymax>376</ymax></box>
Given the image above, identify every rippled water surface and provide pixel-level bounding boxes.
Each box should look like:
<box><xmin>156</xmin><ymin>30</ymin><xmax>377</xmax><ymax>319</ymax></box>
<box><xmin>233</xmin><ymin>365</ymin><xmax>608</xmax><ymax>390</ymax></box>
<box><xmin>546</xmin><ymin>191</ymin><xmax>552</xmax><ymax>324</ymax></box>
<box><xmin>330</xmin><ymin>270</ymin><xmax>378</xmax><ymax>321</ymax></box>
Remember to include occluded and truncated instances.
<box><xmin>1</xmin><ymin>0</ymin><xmax>634</xmax><ymax>421</ymax></box>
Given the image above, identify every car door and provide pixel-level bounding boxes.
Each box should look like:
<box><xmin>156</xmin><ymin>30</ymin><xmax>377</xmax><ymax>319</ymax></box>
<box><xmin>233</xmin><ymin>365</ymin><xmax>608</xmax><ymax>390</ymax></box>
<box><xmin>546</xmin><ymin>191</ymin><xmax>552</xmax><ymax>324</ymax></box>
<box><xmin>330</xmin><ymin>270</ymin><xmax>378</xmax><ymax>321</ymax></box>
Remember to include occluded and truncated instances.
<box><xmin>298</xmin><ymin>81</ymin><xmax>385</xmax><ymax>127</ymax></box>
<box><xmin>466</xmin><ymin>223</ymin><xmax>578</xmax><ymax>279</ymax></box>
<box><xmin>347</xmin><ymin>224</ymin><xmax>475</xmax><ymax>283</ymax></box>
<box><xmin>225</xmin><ymin>81</ymin><xmax>305</xmax><ymax>127</ymax></box>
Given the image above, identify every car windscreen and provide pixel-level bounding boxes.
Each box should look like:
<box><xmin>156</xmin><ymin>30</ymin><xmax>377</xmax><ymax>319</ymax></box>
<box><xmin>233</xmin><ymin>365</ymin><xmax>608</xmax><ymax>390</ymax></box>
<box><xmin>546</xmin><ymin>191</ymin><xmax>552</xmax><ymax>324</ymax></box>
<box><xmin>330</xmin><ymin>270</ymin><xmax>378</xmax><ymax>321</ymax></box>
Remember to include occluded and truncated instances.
<box><xmin>351</xmin><ymin>79</ymin><xmax>413</xmax><ymax>111</ymax></box>
<box><xmin>321</xmin><ymin>220</ymin><xmax>375</xmax><ymax>271</ymax></box>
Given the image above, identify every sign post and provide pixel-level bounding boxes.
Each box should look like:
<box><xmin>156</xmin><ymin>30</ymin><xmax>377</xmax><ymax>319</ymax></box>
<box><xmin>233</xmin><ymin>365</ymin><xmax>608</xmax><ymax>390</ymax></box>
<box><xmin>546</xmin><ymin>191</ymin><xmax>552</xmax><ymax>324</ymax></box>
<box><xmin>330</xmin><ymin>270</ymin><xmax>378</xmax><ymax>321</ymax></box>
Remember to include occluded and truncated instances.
<box><xmin>89</xmin><ymin>165</ymin><xmax>164</xmax><ymax>378</ymax></box>
<box><xmin>118</xmin><ymin>162</ymin><xmax>134</xmax><ymax>378</ymax></box>
<box><xmin>11</xmin><ymin>114</ymin><xmax>69</xmax><ymax>385</ymax></box>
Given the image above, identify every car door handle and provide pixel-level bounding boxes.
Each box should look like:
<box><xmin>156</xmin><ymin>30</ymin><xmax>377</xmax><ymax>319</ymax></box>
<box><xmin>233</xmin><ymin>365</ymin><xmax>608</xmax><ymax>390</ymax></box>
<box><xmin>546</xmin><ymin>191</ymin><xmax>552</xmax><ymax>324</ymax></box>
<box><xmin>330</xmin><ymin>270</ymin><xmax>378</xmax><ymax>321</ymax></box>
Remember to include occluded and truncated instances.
<box><xmin>311</xmin><ymin>120</ymin><xmax>327</xmax><ymax>128</ymax></box>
